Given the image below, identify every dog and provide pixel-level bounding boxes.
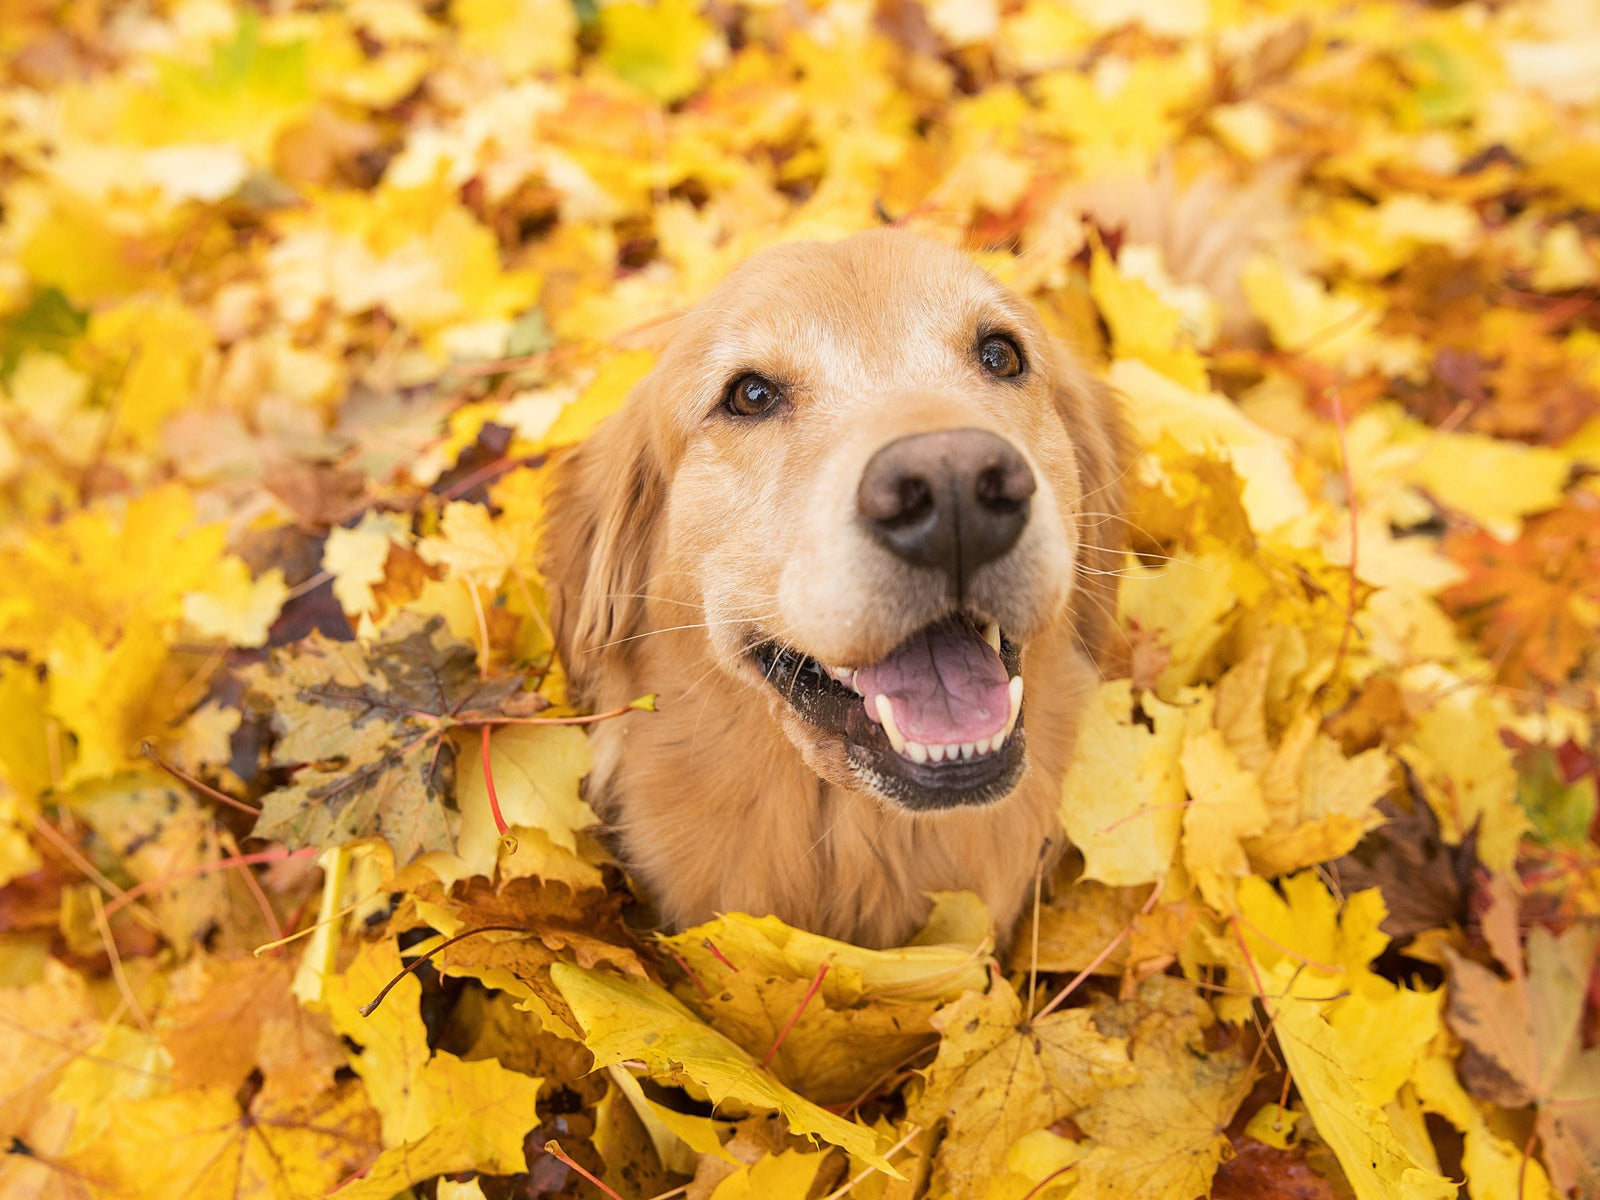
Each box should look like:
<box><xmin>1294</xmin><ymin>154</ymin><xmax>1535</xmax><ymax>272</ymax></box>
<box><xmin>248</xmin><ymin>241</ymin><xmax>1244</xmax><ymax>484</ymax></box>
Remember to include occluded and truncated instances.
<box><xmin>542</xmin><ymin>228</ymin><xmax>1130</xmax><ymax>948</ymax></box>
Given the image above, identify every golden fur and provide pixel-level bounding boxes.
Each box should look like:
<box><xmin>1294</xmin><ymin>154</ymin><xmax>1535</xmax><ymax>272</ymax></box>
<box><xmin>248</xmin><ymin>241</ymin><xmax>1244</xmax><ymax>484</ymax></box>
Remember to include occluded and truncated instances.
<box><xmin>543</xmin><ymin>229</ymin><xmax>1130</xmax><ymax>948</ymax></box>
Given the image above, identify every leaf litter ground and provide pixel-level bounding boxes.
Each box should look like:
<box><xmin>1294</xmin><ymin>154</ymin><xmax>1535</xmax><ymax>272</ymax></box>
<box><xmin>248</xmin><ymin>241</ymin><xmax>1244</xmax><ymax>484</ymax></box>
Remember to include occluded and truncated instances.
<box><xmin>1</xmin><ymin>1</ymin><xmax>1599</xmax><ymax>1199</ymax></box>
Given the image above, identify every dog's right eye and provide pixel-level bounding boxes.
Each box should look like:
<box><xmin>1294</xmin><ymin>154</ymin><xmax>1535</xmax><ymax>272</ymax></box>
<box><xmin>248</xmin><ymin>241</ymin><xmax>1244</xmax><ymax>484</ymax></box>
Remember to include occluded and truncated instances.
<box><xmin>724</xmin><ymin>373</ymin><xmax>783</xmax><ymax>418</ymax></box>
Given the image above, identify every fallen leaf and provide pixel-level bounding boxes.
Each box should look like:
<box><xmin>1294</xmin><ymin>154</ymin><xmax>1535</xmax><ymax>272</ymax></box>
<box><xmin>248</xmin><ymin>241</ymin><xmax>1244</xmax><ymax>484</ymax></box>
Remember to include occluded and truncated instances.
<box><xmin>908</xmin><ymin>976</ymin><xmax>1134</xmax><ymax>1199</ymax></box>
<box><xmin>243</xmin><ymin>614</ymin><xmax>529</xmax><ymax>863</ymax></box>
<box><xmin>552</xmin><ymin>961</ymin><xmax>898</xmax><ymax>1173</ymax></box>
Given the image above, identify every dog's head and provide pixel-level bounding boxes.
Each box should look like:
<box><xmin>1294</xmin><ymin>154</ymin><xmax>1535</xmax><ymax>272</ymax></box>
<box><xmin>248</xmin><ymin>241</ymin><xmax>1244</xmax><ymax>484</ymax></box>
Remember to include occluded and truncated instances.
<box><xmin>543</xmin><ymin>229</ymin><xmax>1128</xmax><ymax>813</ymax></box>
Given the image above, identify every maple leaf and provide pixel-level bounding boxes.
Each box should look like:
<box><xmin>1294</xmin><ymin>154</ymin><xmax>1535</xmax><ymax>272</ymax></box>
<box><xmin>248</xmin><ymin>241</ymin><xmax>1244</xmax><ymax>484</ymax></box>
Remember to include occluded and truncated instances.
<box><xmin>1329</xmin><ymin>793</ymin><xmax>1479</xmax><ymax>942</ymax></box>
<box><xmin>551</xmin><ymin>961</ymin><xmax>898</xmax><ymax>1173</ymax></box>
<box><xmin>1071</xmin><ymin>976</ymin><xmax>1254</xmax><ymax>1200</ymax></box>
<box><xmin>907</xmin><ymin>976</ymin><xmax>1135</xmax><ymax>1199</ymax></box>
<box><xmin>1446</xmin><ymin>902</ymin><xmax>1600</xmax><ymax>1197</ymax></box>
<box><xmin>1442</xmin><ymin>494</ymin><xmax>1600</xmax><ymax>689</ymax></box>
<box><xmin>320</xmin><ymin>939</ymin><xmax>545</xmax><ymax>1194</ymax></box>
<box><xmin>65</xmin><ymin>1079</ymin><xmax>381</xmax><ymax>1200</ymax></box>
<box><xmin>242</xmin><ymin>614</ymin><xmax>528</xmax><ymax>863</ymax></box>
<box><xmin>422</xmin><ymin>873</ymin><xmax>648</xmax><ymax>980</ymax></box>
<box><xmin>657</xmin><ymin>908</ymin><xmax>987</xmax><ymax>1104</ymax></box>
<box><xmin>159</xmin><ymin>956</ymin><xmax>347</xmax><ymax>1106</ymax></box>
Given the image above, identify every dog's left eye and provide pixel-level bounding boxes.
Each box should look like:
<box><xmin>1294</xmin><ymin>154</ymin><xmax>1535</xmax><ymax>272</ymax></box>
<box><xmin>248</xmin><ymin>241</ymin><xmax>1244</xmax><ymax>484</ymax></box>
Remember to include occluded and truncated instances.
<box><xmin>978</xmin><ymin>334</ymin><xmax>1025</xmax><ymax>379</ymax></box>
<box><xmin>724</xmin><ymin>373</ymin><xmax>783</xmax><ymax>417</ymax></box>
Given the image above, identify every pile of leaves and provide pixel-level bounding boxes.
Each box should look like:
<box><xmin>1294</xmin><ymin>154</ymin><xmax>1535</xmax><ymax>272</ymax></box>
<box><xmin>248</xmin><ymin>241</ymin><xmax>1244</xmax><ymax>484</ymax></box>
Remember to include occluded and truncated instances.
<box><xmin>2</xmin><ymin>0</ymin><xmax>1597</xmax><ymax>1197</ymax></box>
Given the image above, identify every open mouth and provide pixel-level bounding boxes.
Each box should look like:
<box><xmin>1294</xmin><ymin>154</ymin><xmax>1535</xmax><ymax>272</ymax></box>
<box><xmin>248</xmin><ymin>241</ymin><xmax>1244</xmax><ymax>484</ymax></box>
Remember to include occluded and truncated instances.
<box><xmin>748</xmin><ymin>612</ymin><xmax>1025</xmax><ymax>810</ymax></box>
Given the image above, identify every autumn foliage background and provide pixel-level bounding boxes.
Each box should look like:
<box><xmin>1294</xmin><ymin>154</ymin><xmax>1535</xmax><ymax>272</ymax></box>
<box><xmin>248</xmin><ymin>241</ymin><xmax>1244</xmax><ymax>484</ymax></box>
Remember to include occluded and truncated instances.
<box><xmin>2</xmin><ymin>0</ymin><xmax>1598</xmax><ymax>1197</ymax></box>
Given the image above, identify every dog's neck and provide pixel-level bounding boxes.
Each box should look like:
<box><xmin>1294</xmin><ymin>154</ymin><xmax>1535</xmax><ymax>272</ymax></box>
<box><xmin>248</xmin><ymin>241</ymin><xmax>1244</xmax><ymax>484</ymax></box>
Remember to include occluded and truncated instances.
<box><xmin>575</xmin><ymin>621</ymin><xmax>1093</xmax><ymax>949</ymax></box>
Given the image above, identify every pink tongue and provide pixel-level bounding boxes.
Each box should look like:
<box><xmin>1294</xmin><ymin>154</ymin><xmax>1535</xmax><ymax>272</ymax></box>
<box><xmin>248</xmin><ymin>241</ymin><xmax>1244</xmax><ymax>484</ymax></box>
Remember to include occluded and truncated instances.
<box><xmin>856</xmin><ymin>618</ymin><xmax>1010</xmax><ymax>745</ymax></box>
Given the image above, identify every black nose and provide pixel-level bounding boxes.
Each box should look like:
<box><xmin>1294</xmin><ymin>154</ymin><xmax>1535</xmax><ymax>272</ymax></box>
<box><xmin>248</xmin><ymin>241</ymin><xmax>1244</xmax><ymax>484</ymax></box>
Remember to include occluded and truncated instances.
<box><xmin>857</xmin><ymin>428</ymin><xmax>1036</xmax><ymax>593</ymax></box>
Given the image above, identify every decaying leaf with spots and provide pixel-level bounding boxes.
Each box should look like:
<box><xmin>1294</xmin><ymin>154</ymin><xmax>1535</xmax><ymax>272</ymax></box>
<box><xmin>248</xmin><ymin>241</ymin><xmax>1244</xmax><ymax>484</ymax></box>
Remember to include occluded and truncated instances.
<box><xmin>242</xmin><ymin>614</ymin><xmax>528</xmax><ymax>862</ymax></box>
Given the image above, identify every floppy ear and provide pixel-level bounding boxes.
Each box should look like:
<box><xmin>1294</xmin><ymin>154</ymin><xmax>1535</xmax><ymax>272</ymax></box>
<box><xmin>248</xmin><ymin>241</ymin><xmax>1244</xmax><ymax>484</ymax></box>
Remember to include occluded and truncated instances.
<box><xmin>1051</xmin><ymin>353</ymin><xmax>1136</xmax><ymax>669</ymax></box>
<box><xmin>540</xmin><ymin>402</ymin><xmax>665</xmax><ymax>699</ymax></box>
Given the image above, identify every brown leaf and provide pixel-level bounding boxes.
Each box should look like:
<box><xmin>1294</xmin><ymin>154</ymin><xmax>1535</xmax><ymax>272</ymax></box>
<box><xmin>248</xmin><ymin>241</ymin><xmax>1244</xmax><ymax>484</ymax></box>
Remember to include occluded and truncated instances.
<box><xmin>263</xmin><ymin>459</ymin><xmax>369</xmax><ymax>529</ymax></box>
<box><xmin>425</xmin><ymin>874</ymin><xmax>649</xmax><ymax>980</ymax></box>
<box><xmin>1328</xmin><ymin>792</ymin><xmax>1478</xmax><ymax>942</ymax></box>
<box><xmin>1211</xmin><ymin>1136</ymin><xmax>1342</xmax><ymax>1200</ymax></box>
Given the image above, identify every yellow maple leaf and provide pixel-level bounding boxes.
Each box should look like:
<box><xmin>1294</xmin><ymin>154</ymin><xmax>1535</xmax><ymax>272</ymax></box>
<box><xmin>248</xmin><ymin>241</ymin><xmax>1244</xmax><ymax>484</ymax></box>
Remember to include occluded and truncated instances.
<box><xmin>598</xmin><ymin>0</ymin><xmax>718</xmax><ymax>105</ymax></box>
<box><xmin>69</xmin><ymin>1081</ymin><xmax>381</xmax><ymax>1199</ymax></box>
<box><xmin>1412</xmin><ymin>1051</ymin><xmax>1556</xmax><ymax>1200</ymax></box>
<box><xmin>656</xmin><ymin>908</ymin><xmax>987</xmax><ymax>1103</ymax></box>
<box><xmin>1234</xmin><ymin>871</ymin><xmax>1390</xmax><ymax>996</ymax></box>
<box><xmin>451</xmin><ymin>723</ymin><xmax>599</xmax><ymax>884</ymax></box>
<box><xmin>1059</xmin><ymin>680</ymin><xmax>1189</xmax><ymax>887</ymax></box>
<box><xmin>709</xmin><ymin>1148</ymin><xmax>826</xmax><ymax>1200</ymax></box>
<box><xmin>1411</xmin><ymin>429</ymin><xmax>1570</xmax><ymax>538</ymax></box>
<box><xmin>1267</xmin><ymin>997</ymin><xmax>1457</xmax><ymax>1200</ymax></box>
<box><xmin>1108</xmin><ymin>359</ymin><xmax>1309</xmax><ymax>534</ymax></box>
<box><xmin>1090</xmin><ymin>246</ymin><xmax>1210</xmax><ymax>391</ymax></box>
<box><xmin>1070</xmin><ymin>976</ymin><xmax>1253</xmax><ymax>1200</ymax></box>
<box><xmin>540</xmin><ymin>349</ymin><xmax>658</xmax><ymax>449</ymax></box>
<box><xmin>417</xmin><ymin>499</ymin><xmax>532</xmax><ymax>591</ymax></box>
<box><xmin>907</xmin><ymin>977</ymin><xmax>1134</xmax><ymax>1199</ymax></box>
<box><xmin>551</xmin><ymin>961</ymin><xmax>898</xmax><ymax>1173</ymax></box>
<box><xmin>86</xmin><ymin>294</ymin><xmax>216</xmax><ymax>447</ymax></box>
<box><xmin>46</xmin><ymin>617</ymin><xmax>171</xmax><ymax>785</ymax></box>
<box><xmin>1180</xmin><ymin>698</ymin><xmax>1269</xmax><ymax>905</ymax></box>
<box><xmin>182</xmin><ymin>558</ymin><xmax>288</xmax><ymax>648</ymax></box>
<box><xmin>454</xmin><ymin>0</ymin><xmax>577</xmax><ymax>76</ymax></box>
<box><xmin>325</xmin><ymin>509</ymin><xmax>411</xmax><ymax>627</ymax></box>
<box><xmin>1398</xmin><ymin>685</ymin><xmax>1528</xmax><ymax>872</ymax></box>
<box><xmin>321</xmin><ymin>939</ymin><xmax>545</xmax><ymax>1193</ymax></box>
<box><xmin>0</xmin><ymin>659</ymin><xmax>53</xmax><ymax>803</ymax></box>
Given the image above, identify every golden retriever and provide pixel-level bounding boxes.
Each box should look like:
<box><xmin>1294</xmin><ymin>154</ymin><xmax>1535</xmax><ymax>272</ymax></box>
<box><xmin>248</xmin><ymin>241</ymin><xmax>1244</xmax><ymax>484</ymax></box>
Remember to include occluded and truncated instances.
<box><xmin>542</xmin><ymin>228</ymin><xmax>1129</xmax><ymax>948</ymax></box>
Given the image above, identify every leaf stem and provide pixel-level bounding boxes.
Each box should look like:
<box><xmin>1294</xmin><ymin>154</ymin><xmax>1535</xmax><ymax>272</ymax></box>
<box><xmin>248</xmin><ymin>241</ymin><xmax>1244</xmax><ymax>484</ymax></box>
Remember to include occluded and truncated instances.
<box><xmin>103</xmin><ymin>846</ymin><xmax>316</xmax><ymax>919</ymax></box>
<box><xmin>820</xmin><ymin>1122</ymin><xmax>921</xmax><ymax>1199</ymax></box>
<box><xmin>1325</xmin><ymin>385</ymin><xmax>1360</xmax><ymax>692</ymax></box>
<box><xmin>480</xmin><ymin>724</ymin><xmax>511</xmax><ymax>842</ymax></box>
<box><xmin>1033</xmin><ymin>879</ymin><xmax>1163</xmax><ymax>1021</ymax></box>
<box><xmin>358</xmin><ymin>924</ymin><xmax>528</xmax><ymax>1017</ymax></box>
<box><xmin>543</xmin><ymin>1139</ymin><xmax>624</xmax><ymax>1200</ymax></box>
<box><xmin>140</xmin><ymin>740</ymin><xmax>261</xmax><ymax>814</ymax></box>
<box><xmin>761</xmin><ymin>959</ymin><xmax>829</xmax><ymax>1068</ymax></box>
<box><xmin>474</xmin><ymin>701</ymin><xmax>653</xmax><ymax>727</ymax></box>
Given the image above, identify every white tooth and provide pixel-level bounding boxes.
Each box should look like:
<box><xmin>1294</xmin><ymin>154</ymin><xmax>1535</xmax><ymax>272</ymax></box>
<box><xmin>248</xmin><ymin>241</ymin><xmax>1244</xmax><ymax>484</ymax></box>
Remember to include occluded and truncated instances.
<box><xmin>829</xmin><ymin>666</ymin><xmax>852</xmax><ymax>686</ymax></box>
<box><xmin>851</xmin><ymin>669</ymin><xmax>861</xmax><ymax>695</ymax></box>
<box><xmin>983</xmin><ymin>620</ymin><xmax>1001</xmax><ymax>654</ymax></box>
<box><xmin>875</xmin><ymin>694</ymin><xmax>906</xmax><ymax>753</ymax></box>
<box><xmin>960</xmin><ymin>741</ymin><xmax>976</xmax><ymax>760</ymax></box>
<box><xmin>1005</xmin><ymin>675</ymin><xmax>1024</xmax><ymax>739</ymax></box>
<box><xmin>928</xmin><ymin>743</ymin><xmax>946</xmax><ymax>763</ymax></box>
<box><xmin>906</xmin><ymin>740</ymin><xmax>928</xmax><ymax>764</ymax></box>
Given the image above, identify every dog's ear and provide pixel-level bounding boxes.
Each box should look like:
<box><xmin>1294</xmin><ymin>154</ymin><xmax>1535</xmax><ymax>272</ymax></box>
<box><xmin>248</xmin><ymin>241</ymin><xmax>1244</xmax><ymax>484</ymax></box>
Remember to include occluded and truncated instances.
<box><xmin>1050</xmin><ymin>352</ymin><xmax>1135</xmax><ymax>668</ymax></box>
<box><xmin>540</xmin><ymin>401</ymin><xmax>664</xmax><ymax>697</ymax></box>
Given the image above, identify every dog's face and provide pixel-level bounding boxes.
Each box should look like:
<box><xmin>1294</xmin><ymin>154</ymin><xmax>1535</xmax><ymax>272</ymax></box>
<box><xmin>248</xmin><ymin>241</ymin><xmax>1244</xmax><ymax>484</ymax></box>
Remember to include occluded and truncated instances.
<box><xmin>546</xmin><ymin>229</ymin><xmax>1126</xmax><ymax>814</ymax></box>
